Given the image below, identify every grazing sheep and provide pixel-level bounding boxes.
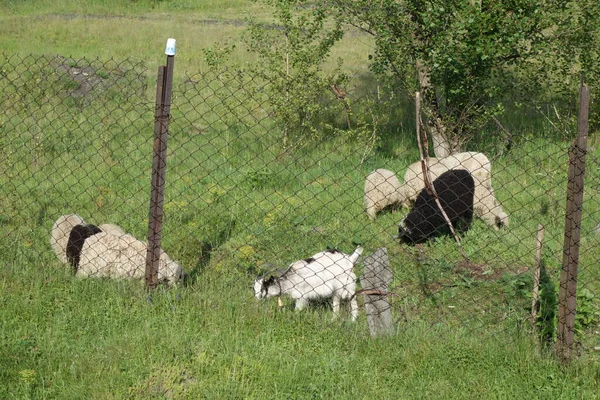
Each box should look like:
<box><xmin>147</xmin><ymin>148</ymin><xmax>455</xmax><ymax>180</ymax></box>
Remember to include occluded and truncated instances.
<box><xmin>51</xmin><ymin>214</ymin><xmax>184</xmax><ymax>286</ymax></box>
<box><xmin>402</xmin><ymin>152</ymin><xmax>508</xmax><ymax>228</ymax></box>
<box><xmin>364</xmin><ymin>169</ymin><xmax>404</xmax><ymax>220</ymax></box>
<box><xmin>397</xmin><ymin>169</ymin><xmax>475</xmax><ymax>244</ymax></box>
<box><xmin>254</xmin><ymin>246</ymin><xmax>363</xmax><ymax>321</ymax></box>
<box><xmin>364</xmin><ymin>152</ymin><xmax>508</xmax><ymax>228</ymax></box>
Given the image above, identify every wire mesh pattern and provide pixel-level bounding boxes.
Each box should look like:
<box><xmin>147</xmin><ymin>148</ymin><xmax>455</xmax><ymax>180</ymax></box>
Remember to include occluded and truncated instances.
<box><xmin>2</xmin><ymin>53</ymin><xmax>600</xmax><ymax>355</ymax></box>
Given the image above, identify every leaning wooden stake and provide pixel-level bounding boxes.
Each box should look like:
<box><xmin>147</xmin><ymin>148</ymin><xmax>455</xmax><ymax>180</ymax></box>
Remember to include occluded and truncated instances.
<box><xmin>415</xmin><ymin>92</ymin><xmax>469</xmax><ymax>261</ymax></box>
<box><xmin>556</xmin><ymin>78</ymin><xmax>589</xmax><ymax>362</ymax></box>
<box><xmin>531</xmin><ymin>224</ymin><xmax>544</xmax><ymax>331</ymax></box>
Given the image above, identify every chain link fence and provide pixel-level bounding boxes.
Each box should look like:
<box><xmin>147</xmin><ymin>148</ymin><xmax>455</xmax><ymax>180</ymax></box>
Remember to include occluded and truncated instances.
<box><xmin>2</xmin><ymin>52</ymin><xmax>600</xmax><ymax>357</ymax></box>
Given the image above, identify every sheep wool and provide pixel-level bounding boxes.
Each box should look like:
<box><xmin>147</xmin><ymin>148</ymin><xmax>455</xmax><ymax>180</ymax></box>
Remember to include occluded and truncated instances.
<box><xmin>398</xmin><ymin>169</ymin><xmax>475</xmax><ymax>244</ymax></box>
<box><xmin>51</xmin><ymin>214</ymin><xmax>184</xmax><ymax>285</ymax></box>
<box><xmin>402</xmin><ymin>152</ymin><xmax>509</xmax><ymax>229</ymax></box>
<box><xmin>364</xmin><ymin>168</ymin><xmax>405</xmax><ymax>220</ymax></box>
<box><xmin>365</xmin><ymin>152</ymin><xmax>509</xmax><ymax>229</ymax></box>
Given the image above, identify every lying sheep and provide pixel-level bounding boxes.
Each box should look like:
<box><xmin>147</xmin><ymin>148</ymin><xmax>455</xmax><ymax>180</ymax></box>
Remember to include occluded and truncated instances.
<box><xmin>254</xmin><ymin>246</ymin><xmax>363</xmax><ymax>321</ymax></box>
<box><xmin>398</xmin><ymin>169</ymin><xmax>475</xmax><ymax>244</ymax></box>
<box><xmin>51</xmin><ymin>214</ymin><xmax>184</xmax><ymax>286</ymax></box>
<box><xmin>364</xmin><ymin>152</ymin><xmax>508</xmax><ymax>229</ymax></box>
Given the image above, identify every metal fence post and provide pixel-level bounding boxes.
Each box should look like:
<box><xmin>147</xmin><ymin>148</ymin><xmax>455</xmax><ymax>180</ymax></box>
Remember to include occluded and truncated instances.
<box><xmin>146</xmin><ymin>38</ymin><xmax>176</xmax><ymax>289</ymax></box>
<box><xmin>531</xmin><ymin>224</ymin><xmax>544</xmax><ymax>331</ymax></box>
<box><xmin>556</xmin><ymin>78</ymin><xmax>589</xmax><ymax>361</ymax></box>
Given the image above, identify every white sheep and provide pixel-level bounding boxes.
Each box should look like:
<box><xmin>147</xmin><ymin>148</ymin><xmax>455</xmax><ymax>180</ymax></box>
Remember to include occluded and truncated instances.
<box><xmin>364</xmin><ymin>152</ymin><xmax>509</xmax><ymax>229</ymax></box>
<box><xmin>364</xmin><ymin>168</ymin><xmax>404</xmax><ymax>220</ymax></box>
<box><xmin>254</xmin><ymin>246</ymin><xmax>363</xmax><ymax>321</ymax></box>
<box><xmin>51</xmin><ymin>214</ymin><xmax>185</xmax><ymax>286</ymax></box>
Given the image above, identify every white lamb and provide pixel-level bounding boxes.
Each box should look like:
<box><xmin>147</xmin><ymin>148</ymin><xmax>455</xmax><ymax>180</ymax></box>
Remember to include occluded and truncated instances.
<box><xmin>50</xmin><ymin>214</ymin><xmax>185</xmax><ymax>286</ymax></box>
<box><xmin>364</xmin><ymin>152</ymin><xmax>509</xmax><ymax>229</ymax></box>
<box><xmin>254</xmin><ymin>246</ymin><xmax>363</xmax><ymax>321</ymax></box>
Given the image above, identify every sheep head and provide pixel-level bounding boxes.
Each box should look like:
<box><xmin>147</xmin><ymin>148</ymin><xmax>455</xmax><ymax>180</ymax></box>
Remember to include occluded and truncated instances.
<box><xmin>397</xmin><ymin>218</ymin><xmax>422</xmax><ymax>244</ymax></box>
<box><xmin>254</xmin><ymin>274</ymin><xmax>279</xmax><ymax>299</ymax></box>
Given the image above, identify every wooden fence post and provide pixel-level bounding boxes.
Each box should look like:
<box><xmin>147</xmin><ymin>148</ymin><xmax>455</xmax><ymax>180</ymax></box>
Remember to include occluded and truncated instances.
<box><xmin>146</xmin><ymin>38</ymin><xmax>176</xmax><ymax>289</ymax></box>
<box><xmin>556</xmin><ymin>78</ymin><xmax>589</xmax><ymax>361</ymax></box>
<box><xmin>361</xmin><ymin>248</ymin><xmax>395</xmax><ymax>338</ymax></box>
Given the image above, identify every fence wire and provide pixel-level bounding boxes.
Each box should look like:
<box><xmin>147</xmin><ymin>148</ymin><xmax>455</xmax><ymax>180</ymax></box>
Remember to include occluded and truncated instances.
<box><xmin>2</xmin><ymin>53</ymin><xmax>600</xmax><ymax>355</ymax></box>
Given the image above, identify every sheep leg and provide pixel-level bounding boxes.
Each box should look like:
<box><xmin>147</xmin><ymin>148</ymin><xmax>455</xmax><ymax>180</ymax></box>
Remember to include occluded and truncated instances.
<box><xmin>295</xmin><ymin>298</ymin><xmax>309</xmax><ymax>311</ymax></box>
<box><xmin>350</xmin><ymin>298</ymin><xmax>358</xmax><ymax>322</ymax></box>
<box><xmin>366</xmin><ymin>206</ymin><xmax>377</xmax><ymax>220</ymax></box>
<box><xmin>332</xmin><ymin>295</ymin><xmax>340</xmax><ymax>319</ymax></box>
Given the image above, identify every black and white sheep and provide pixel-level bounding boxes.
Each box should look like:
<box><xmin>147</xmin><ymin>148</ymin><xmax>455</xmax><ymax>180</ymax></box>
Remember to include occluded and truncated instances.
<box><xmin>254</xmin><ymin>246</ymin><xmax>363</xmax><ymax>321</ymax></box>
<box><xmin>51</xmin><ymin>214</ymin><xmax>184</xmax><ymax>285</ymax></box>
<box><xmin>397</xmin><ymin>169</ymin><xmax>475</xmax><ymax>244</ymax></box>
<box><xmin>364</xmin><ymin>152</ymin><xmax>508</xmax><ymax>229</ymax></box>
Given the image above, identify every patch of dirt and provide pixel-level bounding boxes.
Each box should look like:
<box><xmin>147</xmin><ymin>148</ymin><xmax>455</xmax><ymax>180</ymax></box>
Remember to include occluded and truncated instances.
<box><xmin>455</xmin><ymin>260</ymin><xmax>530</xmax><ymax>281</ymax></box>
<box><xmin>39</xmin><ymin>13</ymin><xmax>248</xmax><ymax>27</ymax></box>
<box><xmin>54</xmin><ymin>62</ymin><xmax>104</xmax><ymax>98</ymax></box>
<box><xmin>455</xmin><ymin>261</ymin><xmax>500</xmax><ymax>281</ymax></box>
<box><xmin>48</xmin><ymin>55</ymin><xmax>143</xmax><ymax>99</ymax></box>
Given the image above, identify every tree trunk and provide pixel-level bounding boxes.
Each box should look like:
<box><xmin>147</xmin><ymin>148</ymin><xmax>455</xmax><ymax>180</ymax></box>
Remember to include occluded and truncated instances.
<box><xmin>416</xmin><ymin>59</ymin><xmax>461</xmax><ymax>158</ymax></box>
<box><xmin>429</xmin><ymin>123</ymin><xmax>453</xmax><ymax>158</ymax></box>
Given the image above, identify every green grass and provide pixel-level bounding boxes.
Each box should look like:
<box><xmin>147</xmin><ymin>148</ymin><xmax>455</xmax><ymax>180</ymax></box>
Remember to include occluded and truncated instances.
<box><xmin>2</xmin><ymin>264</ymin><xmax>600</xmax><ymax>399</ymax></box>
<box><xmin>0</xmin><ymin>0</ymin><xmax>373</xmax><ymax>79</ymax></box>
<box><xmin>1</xmin><ymin>0</ymin><xmax>260</xmax><ymax>18</ymax></box>
<box><xmin>2</xmin><ymin>1</ymin><xmax>600</xmax><ymax>398</ymax></box>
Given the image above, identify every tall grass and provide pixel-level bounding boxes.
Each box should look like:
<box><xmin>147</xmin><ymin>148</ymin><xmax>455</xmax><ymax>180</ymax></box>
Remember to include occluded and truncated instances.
<box><xmin>3</xmin><ymin>257</ymin><xmax>600</xmax><ymax>399</ymax></box>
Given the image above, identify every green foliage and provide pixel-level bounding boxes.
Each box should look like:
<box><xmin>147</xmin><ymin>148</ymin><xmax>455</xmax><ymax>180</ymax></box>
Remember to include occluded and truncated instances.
<box><xmin>533</xmin><ymin>0</ymin><xmax>600</xmax><ymax>131</ymax></box>
<box><xmin>244</xmin><ymin>0</ymin><xmax>345</xmax><ymax>146</ymax></box>
<box><xmin>203</xmin><ymin>0</ymin><xmax>402</xmax><ymax>154</ymax></box>
<box><xmin>575</xmin><ymin>288</ymin><xmax>600</xmax><ymax>335</ymax></box>
<box><xmin>331</xmin><ymin>0</ymin><xmax>599</xmax><ymax>149</ymax></box>
<box><xmin>530</xmin><ymin>266</ymin><xmax>598</xmax><ymax>346</ymax></box>
<box><xmin>205</xmin><ymin>0</ymin><xmax>349</xmax><ymax>150</ymax></box>
<box><xmin>537</xmin><ymin>263</ymin><xmax>558</xmax><ymax>345</ymax></box>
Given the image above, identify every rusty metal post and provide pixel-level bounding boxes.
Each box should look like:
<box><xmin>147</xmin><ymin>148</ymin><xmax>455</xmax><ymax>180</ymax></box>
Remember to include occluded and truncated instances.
<box><xmin>531</xmin><ymin>224</ymin><xmax>544</xmax><ymax>331</ymax></box>
<box><xmin>556</xmin><ymin>78</ymin><xmax>589</xmax><ymax>361</ymax></box>
<box><xmin>146</xmin><ymin>39</ymin><xmax>176</xmax><ymax>289</ymax></box>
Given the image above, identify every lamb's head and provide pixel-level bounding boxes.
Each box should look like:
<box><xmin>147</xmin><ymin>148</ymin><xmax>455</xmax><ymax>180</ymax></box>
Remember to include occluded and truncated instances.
<box><xmin>158</xmin><ymin>252</ymin><xmax>186</xmax><ymax>286</ymax></box>
<box><xmin>254</xmin><ymin>273</ymin><xmax>281</xmax><ymax>299</ymax></box>
<box><xmin>397</xmin><ymin>217</ymin><xmax>417</xmax><ymax>244</ymax></box>
<box><xmin>51</xmin><ymin>214</ymin><xmax>88</xmax><ymax>264</ymax></box>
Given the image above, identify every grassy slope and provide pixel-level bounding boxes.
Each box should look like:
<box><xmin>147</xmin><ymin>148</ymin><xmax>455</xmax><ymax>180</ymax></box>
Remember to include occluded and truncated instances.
<box><xmin>1</xmin><ymin>1</ymin><xmax>600</xmax><ymax>398</ymax></box>
<box><xmin>0</xmin><ymin>0</ymin><xmax>372</xmax><ymax>78</ymax></box>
